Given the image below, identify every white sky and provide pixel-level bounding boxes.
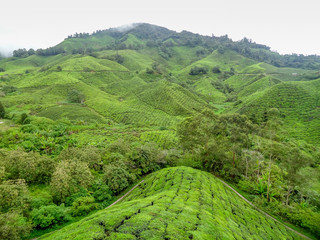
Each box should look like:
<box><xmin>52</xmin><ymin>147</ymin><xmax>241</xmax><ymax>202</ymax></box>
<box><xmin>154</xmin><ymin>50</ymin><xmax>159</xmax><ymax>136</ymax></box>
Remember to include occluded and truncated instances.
<box><xmin>1</xmin><ymin>0</ymin><xmax>320</xmax><ymax>56</ymax></box>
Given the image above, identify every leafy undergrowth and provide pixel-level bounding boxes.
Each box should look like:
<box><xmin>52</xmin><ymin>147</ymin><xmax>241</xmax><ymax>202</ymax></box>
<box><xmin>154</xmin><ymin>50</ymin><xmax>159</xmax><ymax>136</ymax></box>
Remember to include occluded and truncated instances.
<box><xmin>39</xmin><ymin>167</ymin><xmax>302</xmax><ymax>240</ymax></box>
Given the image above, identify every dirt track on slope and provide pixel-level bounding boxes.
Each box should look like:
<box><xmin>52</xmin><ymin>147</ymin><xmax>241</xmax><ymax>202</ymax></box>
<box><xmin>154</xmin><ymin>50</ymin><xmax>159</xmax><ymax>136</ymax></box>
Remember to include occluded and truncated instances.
<box><xmin>216</xmin><ymin>177</ymin><xmax>312</xmax><ymax>240</ymax></box>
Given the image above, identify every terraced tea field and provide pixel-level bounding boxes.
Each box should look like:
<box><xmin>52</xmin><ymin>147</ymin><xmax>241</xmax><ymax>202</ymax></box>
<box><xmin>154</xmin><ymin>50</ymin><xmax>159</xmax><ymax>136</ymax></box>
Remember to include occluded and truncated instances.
<box><xmin>39</xmin><ymin>167</ymin><xmax>303</xmax><ymax>240</ymax></box>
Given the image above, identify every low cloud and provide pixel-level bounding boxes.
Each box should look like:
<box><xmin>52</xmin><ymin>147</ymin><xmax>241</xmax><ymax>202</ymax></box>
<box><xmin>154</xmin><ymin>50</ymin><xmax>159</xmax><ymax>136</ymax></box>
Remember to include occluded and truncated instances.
<box><xmin>0</xmin><ymin>47</ymin><xmax>13</xmax><ymax>57</ymax></box>
<box><xmin>113</xmin><ymin>23</ymin><xmax>141</xmax><ymax>32</ymax></box>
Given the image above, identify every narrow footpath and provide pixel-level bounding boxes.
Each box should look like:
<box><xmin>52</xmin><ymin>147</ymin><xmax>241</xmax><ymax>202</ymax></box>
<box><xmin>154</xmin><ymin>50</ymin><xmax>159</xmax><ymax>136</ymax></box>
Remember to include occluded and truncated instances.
<box><xmin>216</xmin><ymin>177</ymin><xmax>313</xmax><ymax>240</ymax></box>
<box><xmin>105</xmin><ymin>179</ymin><xmax>145</xmax><ymax>209</ymax></box>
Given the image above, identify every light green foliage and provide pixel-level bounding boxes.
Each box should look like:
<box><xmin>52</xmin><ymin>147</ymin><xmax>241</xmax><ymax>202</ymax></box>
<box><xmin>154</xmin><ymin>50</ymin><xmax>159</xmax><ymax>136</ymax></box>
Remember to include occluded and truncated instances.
<box><xmin>70</xmin><ymin>196</ymin><xmax>98</xmax><ymax>216</ymax></box>
<box><xmin>0</xmin><ymin>149</ymin><xmax>55</xmax><ymax>184</ymax></box>
<box><xmin>50</xmin><ymin>160</ymin><xmax>93</xmax><ymax>202</ymax></box>
<box><xmin>0</xmin><ymin>179</ymin><xmax>29</xmax><ymax>213</ymax></box>
<box><xmin>38</xmin><ymin>167</ymin><xmax>303</xmax><ymax>240</ymax></box>
<box><xmin>104</xmin><ymin>161</ymin><xmax>136</xmax><ymax>194</ymax></box>
<box><xmin>31</xmin><ymin>204</ymin><xmax>71</xmax><ymax>229</ymax></box>
<box><xmin>37</xmin><ymin>105</ymin><xmax>105</xmax><ymax>123</ymax></box>
<box><xmin>58</xmin><ymin>146</ymin><xmax>102</xmax><ymax>170</ymax></box>
<box><xmin>30</xmin><ymin>191</ymin><xmax>53</xmax><ymax>210</ymax></box>
<box><xmin>139</xmin><ymin>129</ymin><xmax>178</xmax><ymax>149</ymax></box>
<box><xmin>0</xmin><ymin>211</ymin><xmax>31</xmax><ymax>240</ymax></box>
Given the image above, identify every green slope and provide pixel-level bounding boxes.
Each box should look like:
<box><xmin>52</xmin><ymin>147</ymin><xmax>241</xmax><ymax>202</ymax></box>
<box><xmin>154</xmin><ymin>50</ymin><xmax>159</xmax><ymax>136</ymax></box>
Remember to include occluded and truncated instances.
<box><xmin>39</xmin><ymin>167</ymin><xmax>302</xmax><ymax>240</ymax></box>
<box><xmin>236</xmin><ymin>80</ymin><xmax>320</xmax><ymax>143</ymax></box>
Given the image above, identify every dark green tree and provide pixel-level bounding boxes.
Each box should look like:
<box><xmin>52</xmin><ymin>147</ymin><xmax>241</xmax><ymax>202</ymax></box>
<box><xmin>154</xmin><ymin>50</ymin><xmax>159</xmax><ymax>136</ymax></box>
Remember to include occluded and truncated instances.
<box><xmin>0</xmin><ymin>101</ymin><xmax>5</xmax><ymax>118</ymax></box>
<box><xmin>67</xmin><ymin>89</ymin><xmax>85</xmax><ymax>103</ymax></box>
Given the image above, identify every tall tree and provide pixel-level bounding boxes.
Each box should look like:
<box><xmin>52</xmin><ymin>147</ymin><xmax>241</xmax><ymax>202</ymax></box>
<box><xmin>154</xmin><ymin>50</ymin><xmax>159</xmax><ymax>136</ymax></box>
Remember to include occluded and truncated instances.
<box><xmin>50</xmin><ymin>160</ymin><xmax>93</xmax><ymax>203</ymax></box>
<box><xmin>262</xmin><ymin>108</ymin><xmax>282</xmax><ymax>202</ymax></box>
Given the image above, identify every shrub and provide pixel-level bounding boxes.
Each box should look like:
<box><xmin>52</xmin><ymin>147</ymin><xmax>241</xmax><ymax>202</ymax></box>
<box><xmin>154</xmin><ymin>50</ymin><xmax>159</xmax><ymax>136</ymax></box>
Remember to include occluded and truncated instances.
<box><xmin>2</xmin><ymin>85</ymin><xmax>17</xmax><ymax>94</ymax></box>
<box><xmin>65</xmin><ymin>188</ymin><xmax>90</xmax><ymax>206</ymax></box>
<box><xmin>70</xmin><ymin>196</ymin><xmax>98</xmax><ymax>216</ymax></box>
<box><xmin>67</xmin><ymin>89</ymin><xmax>85</xmax><ymax>103</ymax></box>
<box><xmin>17</xmin><ymin>113</ymin><xmax>30</xmax><ymax>124</ymax></box>
<box><xmin>92</xmin><ymin>181</ymin><xmax>113</xmax><ymax>204</ymax></box>
<box><xmin>212</xmin><ymin>66</ymin><xmax>221</xmax><ymax>73</ymax></box>
<box><xmin>31</xmin><ymin>194</ymin><xmax>53</xmax><ymax>209</ymax></box>
<box><xmin>31</xmin><ymin>204</ymin><xmax>71</xmax><ymax>229</ymax></box>
<box><xmin>189</xmin><ymin>66</ymin><xmax>208</xmax><ymax>75</ymax></box>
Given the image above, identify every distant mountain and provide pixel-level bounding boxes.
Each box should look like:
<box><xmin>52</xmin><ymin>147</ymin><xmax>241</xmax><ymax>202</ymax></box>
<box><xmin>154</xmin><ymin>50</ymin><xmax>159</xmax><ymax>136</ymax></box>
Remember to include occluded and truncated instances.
<box><xmin>1</xmin><ymin>23</ymin><xmax>320</xmax><ymax>143</ymax></box>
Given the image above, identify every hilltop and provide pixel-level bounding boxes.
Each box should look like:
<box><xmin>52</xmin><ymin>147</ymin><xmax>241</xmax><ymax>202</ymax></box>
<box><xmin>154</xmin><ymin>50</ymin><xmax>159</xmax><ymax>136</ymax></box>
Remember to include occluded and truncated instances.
<box><xmin>38</xmin><ymin>167</ymin><xmax>303</xmax><ymax>240</ymax></box>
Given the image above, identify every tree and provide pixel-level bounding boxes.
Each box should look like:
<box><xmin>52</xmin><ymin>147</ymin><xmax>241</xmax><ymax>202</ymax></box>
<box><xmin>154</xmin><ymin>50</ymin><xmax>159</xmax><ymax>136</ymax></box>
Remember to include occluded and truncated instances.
<box><xmin>0</xmin><ymin>101</ymin><xmax>5</xmax><ymax>118</ymax></box>
<box><xmin>0</xmin><ymin>149</ymin><xmax>56</xmax><ymax>184</ymax></box>
<box><xmin>262</xmin><ymin>108</ymin><xmax>282</xmax><ymax>202</ymax></box>
<box><xmin>50</xmin><ymin>160</ymin><xmax>93</xmax><ymax>203</ymax></box>
<box><xmin>58</xmin><ymin>146</ymin><xmax>102</xmax><ymax>170</ymax></box>
<box><xmin>0</xmin><ymin>179</ymin><xmax>29</xmax><ymax>213</ymax></box>
<box><xmin>27</xmin><ymin>48</ymin><xmax>35</xmax><ymax>56</ymax></box>
<box><xmin>221</xmin><ymin>114</ymin><xmax>255</xmax><ymax>172</ymax></box>
<box><xmin>104</xmin><ymin>161</ymin><xmax>135</xmax><ymax>194</ymax></box>
<box><xmin>67</xmin><ymin>89</ymin><xmax>85</xmax><ymax>103</ymax></box>
<box><xmin>282</xmin><ymin>147</ymin><xmax>311</xmax><ymax>205</ymax></box>
<box><xmin>189</xmin><ymin>66</ymin><xmax>208</xmax><ymax>75</ymax></box>
<box><xmin>241</xmin><ymin>149</ymin><xmax>264</xmax><ymax>179</ymax></box>
<box><xmin>129</xmin><ymin>143</ymin><xmax>164</xmax><ymax>175</ymax></box>
<box><xmin>0</xmin><ymin>212</ymin><xmax>31</xmax><ymax>240</ymax></box>
<box><xmin>177</xmin><ymin>110</ymin><xmax>228</xmax><ymax>172</ymax></box>
<box><xmin>13</xmin><ymin>48</ymin><xmax>29</xmax><ymax>58</ymax></box>
<box><xmin>212</xmin><ymin>66</ymin><xmax>221</xmax><ymax>73</ymax></box>
<box><xmin>92</xmin><ymin>180</ymin><xmax>113</xmax><ymax>204</ymax></box>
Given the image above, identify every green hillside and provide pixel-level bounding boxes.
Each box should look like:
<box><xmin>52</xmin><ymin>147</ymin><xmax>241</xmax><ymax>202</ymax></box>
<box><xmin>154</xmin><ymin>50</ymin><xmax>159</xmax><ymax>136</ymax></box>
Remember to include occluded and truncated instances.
<box><xmin>39</xmin><ymin>167</ymin><xmax>302</xmax><ymax>240</ymax></box>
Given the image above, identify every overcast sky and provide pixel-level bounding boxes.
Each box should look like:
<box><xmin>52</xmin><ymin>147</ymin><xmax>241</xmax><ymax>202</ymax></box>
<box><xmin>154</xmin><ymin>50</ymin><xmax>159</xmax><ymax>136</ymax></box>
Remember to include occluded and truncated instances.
<box><xmin>1</xmin><ymin>0</ymin><xmax>319</xmax><ymax>56</ymax></box>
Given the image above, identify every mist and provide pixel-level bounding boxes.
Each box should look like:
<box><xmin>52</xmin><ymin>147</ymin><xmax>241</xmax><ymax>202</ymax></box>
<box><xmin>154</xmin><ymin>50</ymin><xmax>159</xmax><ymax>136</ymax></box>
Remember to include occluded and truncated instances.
<box><xmin>112</xmin><ymin>23</ymin><xmax>141</xmax><ymax>32</ymax></box>
<box><xmin>0</xmin><ymin>47</ymin><xmax>14</xmax><ymax>58</ymax></box>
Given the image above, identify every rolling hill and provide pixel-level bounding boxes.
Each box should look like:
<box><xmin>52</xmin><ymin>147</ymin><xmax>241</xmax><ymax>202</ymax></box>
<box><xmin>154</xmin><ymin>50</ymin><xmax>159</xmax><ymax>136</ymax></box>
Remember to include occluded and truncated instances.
<box><xmin>38</xmin><ymin>167</ymin><xmax>303</xmax><ymax>240</ymax></box>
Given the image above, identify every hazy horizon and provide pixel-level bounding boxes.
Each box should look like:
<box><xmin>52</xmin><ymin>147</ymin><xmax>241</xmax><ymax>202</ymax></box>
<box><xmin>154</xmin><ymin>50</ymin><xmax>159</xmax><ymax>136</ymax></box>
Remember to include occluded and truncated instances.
<box><xmin>1</xmin><ymin>0</ymin><xmax>320</xmax><ymax>56</ymax></box>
